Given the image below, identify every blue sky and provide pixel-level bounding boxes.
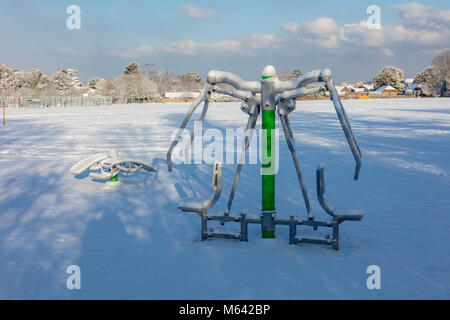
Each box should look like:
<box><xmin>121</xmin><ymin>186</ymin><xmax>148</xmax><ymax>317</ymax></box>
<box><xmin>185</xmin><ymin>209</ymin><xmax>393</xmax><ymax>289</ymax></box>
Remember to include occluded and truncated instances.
<box><xmin>0</xmin><ymin>0</ymin><xmax>449</xmax><ymax>82</ymax></box>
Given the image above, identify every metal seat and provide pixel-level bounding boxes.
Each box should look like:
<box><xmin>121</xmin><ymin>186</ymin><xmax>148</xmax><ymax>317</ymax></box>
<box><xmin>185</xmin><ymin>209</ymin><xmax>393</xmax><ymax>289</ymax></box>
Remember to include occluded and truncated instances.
<box><xmin>334</xmin><ymin>208</ymin><xmax>364</xmax><ymax>221</ymax></box>
<box><xmin>178</xmin><ymin>161</ymin><xmax>222</xmax><ymax>214</ymax></box>
<box><xmin>316</xmin><ymin>163</ymin><xmax>363</xmax><ymax>222</ymax></box>
<box><xmin>310</xmin><ymin>163</ymin><xmax>363</xmax><ymax>250</ymax></box>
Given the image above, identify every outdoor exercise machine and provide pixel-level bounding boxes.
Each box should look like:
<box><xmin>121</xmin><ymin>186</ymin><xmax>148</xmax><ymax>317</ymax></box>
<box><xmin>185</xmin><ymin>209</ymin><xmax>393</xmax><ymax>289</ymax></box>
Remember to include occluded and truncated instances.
<box><xmin>70</xmin><ymin>149</ymin><xmax>156</xmax><ymax>181</ymax></box>
<box><xmin>168</xmin><ymin>65</ymin><xmax>363</xmax><ymax>249</ymax></box>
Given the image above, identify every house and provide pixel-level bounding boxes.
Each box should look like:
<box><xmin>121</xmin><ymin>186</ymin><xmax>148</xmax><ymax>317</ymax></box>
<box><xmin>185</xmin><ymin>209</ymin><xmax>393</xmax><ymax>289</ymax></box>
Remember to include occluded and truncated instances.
<box><xmin>402</xmin><ymin>83</ymin><xmax>423</xmax><ymax>96</ymax></box>
<box><xmin>341</xmin><ymin>86</ymin><xmax>353</xmax><ymax>95</ymax></box>
<box><xmin>352</xmin><ymin>87</ymin><xmax>367</xmax><ymax>95</ymax></box>
<box><xmin>326</xmin><ymin>83</ymin><xmax>373</xmax><ymax>97</ymax></box>
<box><xmin>330</xmin><ymin>86</ymin><xmax>348</xmax><ymax>97</ymax></box>
<box><xmin>374</xmin><ymin>85</ymin><xmax>399</xmax><ymax>96</ymax></box>
<box><xmin>326</xmin><ymin>85</ymin><xmax>356</xmax><ymax>97</ymax></box>
<box><xmin>164</xmin><ymin>91</ymin><xmax>201</xmax><ymax>102</ymax></box>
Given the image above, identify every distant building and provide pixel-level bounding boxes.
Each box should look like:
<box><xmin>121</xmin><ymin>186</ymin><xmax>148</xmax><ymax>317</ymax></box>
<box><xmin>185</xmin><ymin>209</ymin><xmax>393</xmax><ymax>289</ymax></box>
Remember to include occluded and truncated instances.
<box><xmin>330</xmin><ymin>85</ymin><xmax>348</xmax><ymax>97</ymax></box>
<box><xmin>333</xmin><ymin>85</ymin><xmax>369</xmax><ymax>96</ymax></box>
<box><xmin>352</xmin><ymin>87</ymin><xmax>367</xmax><ymax>95</ymax></box>
<box><xmin>340</xmin><ymin>86</ymin><xmax>353</xmax><ymax>95</ymax></box>
<box><xmin>164</xmin><ymin>91</ymin><xmax>200</xmax><ymax>102</ymax></box>
<box><xmin>402</xmin><ymin>83</ymin><xmax>423</xmax><ymax>96</ymax></box>
<box><xmin>374</xmin><ymin>85</ymin><xmax>399</xmax><ymax>96</ymax></box>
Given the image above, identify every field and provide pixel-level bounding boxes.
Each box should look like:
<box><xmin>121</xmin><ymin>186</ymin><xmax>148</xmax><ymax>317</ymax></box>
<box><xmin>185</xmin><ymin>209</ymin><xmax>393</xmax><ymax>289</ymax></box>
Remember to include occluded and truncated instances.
<box><xmin>0</xmin><ymin>98</ymin><xmax>449</xmax><ymax>299</ymax></box>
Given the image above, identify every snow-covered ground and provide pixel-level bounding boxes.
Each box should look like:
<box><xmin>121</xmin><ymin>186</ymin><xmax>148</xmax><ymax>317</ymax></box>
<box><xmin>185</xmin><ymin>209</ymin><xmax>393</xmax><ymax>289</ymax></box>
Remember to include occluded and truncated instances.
<box><xmin>0</xmin><ymin>98</ymin><xmax>449</xmax><ymax>299</ymax></box>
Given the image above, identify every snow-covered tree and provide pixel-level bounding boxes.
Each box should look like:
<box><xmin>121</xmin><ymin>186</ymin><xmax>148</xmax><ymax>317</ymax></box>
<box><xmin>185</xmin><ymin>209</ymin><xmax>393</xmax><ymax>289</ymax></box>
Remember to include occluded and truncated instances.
<box><xmin>180</xmin><ymin>72</ymin><xmax>204</xmax><ymax>91</ymax></box>
<box><xmin>124</xmin><ymin>62</ymin><xmax>140</xmax><ymax>75</ymax></box>
<box><xmin>0</xmin><ymin>64</ymin><xmax>23</xmax><ymax>91</ymax></box>
<box><xmin>21</xmin><ymin>68</ymin><xmax>47</xmax><ymax>90</ymax></box>
<box><xmin>50</xmin><ymin>69</ymin><xmax>84</xmax><ymax>95</ymax></box>
<box><xmin>373</xmin><ymin>66</ymin><xmax>405</xmax><ymax>90</ymax></box>
<box><xmin>414</xmin><ymin>66</ymin><xmax>433</xmax><ymax>85</ymax></box>
<box><xmin>278</xmin><ymin>69</ymin><xmax>303</xmax><ymax>81</ymax></box>
<box><xmin>182</xmin><ymin>72</ymin><xmax>202</xmax><ymax>82</ymax></box>
<box><xmin>98</xmin><ymin>79</ymin><xmax>115</xmax><ymax>96</ymax></box>
<box><xmin>88</xmin><ymin>77</ymin><xmax>105</xmax><ymax>90</ymax></box>
<box><xmin>423</xmin><ymin>50</ymin><xmax>450</xmax><ymax>97</ymax></box>
<box><xmin>141</xmin><ymin>63</ymin><xmax>207</xmax><ymax>94</ymax></box>
<box><xmin>157</xmin><ymin>71</ymin><xmax>181</xmax><ymax>95</ymax></box>
<box><xmin>113</xmin><ymin>73</ymin><xmax>160</xmax><ymax>102</ymax></box>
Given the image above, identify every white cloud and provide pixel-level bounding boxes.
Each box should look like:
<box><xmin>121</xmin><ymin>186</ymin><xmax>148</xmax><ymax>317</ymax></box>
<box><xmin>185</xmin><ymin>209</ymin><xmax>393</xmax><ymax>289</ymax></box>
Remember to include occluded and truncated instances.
<box><xmin>287</xmin><ymin>17</ymin><xmax>341</xmax><ymax>48</ymax></box>
<box><xmin>298</xmin><ymin>4</ymin><xmax>450</xmax><ymax>50</ymax></box>
<box><xmin>108</xmin><ymin>2</ymin><xmax>449</xmax><ymax>64</ymax></box>
<box><xmin>180</xmin><ymin>3</ymin><xmax>216</xmax><ymax>19</ymax></box>
<box><xmin>340</xmin><ymin>21</ymin><xmax>385</xmax><ymax>47</ymax></box>
<box><xmin>245</xmin><ymin>34</ymin><xmax>280</xmax><ymax>49</ymax></box>
<box><xmin>302</xmin><ymin>17</ymin><xmax>340</xmax><ymax>36</ymax></box>
<box><xmin>390</xmin><ymin>2</ymin><xmax>429</xmax><ymax>22</ymax></box>
<box><xmin>108</xmin><ymin>33</ymin><xmax>279</xmax><ymax>58</ymax></box>
<box><xmin>382</xmin><ymin>48</ymin><xmax>395</xmax><ymax>57</ymax></box>
<box><xmin>388</xmin><ymin>2</ymin><xmax>450</xmax><ymax>30</ymax></box>
<box><xmin>137</xmin><ymin>45</ymin><xmax>155</xmax><ymax>54</ymax></box>
<box><xmin>162</xmin><ymin>39</ymin><xmax>241</xmax><ymax>55</ymax></box>
<box><xmin>281</xmin><ymin>22</ymin><xmax>300</xmax><ymax>34</ymax></box>
<box><xmin>107</xmin><ymin>45</ymin><xmax>156</xmax><ymax>59</ymax></box>
<box><xmin>161</xmin><ymin>34</ymin><xmax>279</xmax><ymax>55</ymax></box>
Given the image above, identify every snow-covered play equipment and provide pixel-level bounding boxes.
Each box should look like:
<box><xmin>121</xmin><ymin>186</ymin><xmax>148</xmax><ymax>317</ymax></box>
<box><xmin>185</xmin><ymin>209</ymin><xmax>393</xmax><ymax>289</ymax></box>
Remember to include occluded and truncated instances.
<box><xmin>70</xmin><ymin>150</ymin><xmax>156</xmax><ymax>181</ymax></box>
<box><xmin>168</xmin><ymin>66</ymin><xmax>363</xmax><ymax>249</ymax></box>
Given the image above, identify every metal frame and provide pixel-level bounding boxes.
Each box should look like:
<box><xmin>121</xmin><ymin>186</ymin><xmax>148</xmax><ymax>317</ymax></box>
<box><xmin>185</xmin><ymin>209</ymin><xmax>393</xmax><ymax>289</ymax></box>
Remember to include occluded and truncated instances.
<box><xmin>179</xmin><ymin>162</ymin><xmax>362</xmax><ymax>249</ymax></box>
<box><xmin>70</xmin><ymin>150</ymin><xmax>157</xmax><ymax>181</ymax></box>
<box><xmin>169</xmin><ymin>66</ymin><xmax>363</xmax><ymax>249</ymax></box>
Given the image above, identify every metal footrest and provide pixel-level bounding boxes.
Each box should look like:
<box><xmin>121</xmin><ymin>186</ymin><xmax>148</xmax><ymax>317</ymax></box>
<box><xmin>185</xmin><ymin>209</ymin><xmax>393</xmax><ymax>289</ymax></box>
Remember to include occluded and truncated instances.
<box><xmin>200</xmin><ymin>212</ymin><xmax>252</xmax><ymax>242</ymax></box>
<box><xmin>191</xmin><ymin>210</ymin><xmax>357</xmax><ymax>250</ymax></box>
<box><xmin>203</xmin><ymin>230</ymin><xmax>242</xmax><ymax>241</ymax></box>
<box><xmin>295</xmin><ymin>236</ymin><xmax>336</xmax><ymax>246</ymax></box>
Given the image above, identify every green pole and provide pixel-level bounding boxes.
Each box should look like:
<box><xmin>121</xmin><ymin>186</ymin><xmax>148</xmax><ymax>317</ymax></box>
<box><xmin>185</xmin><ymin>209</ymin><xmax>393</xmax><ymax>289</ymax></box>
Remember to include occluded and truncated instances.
<box><xmin>262</xmin><ymin>109</ymin><xmax>275</xmax><ymax>212</ymax></box>
<box><xmin>261</xmin><ymin>68</ymin><xmax>277</xmax><ymax>238</ymax></box>
<box><xmin>262</xmin><ymin>109</ymin><xmax>276</xmax><ymax>238</ymax></box>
